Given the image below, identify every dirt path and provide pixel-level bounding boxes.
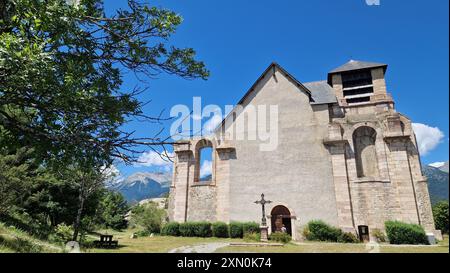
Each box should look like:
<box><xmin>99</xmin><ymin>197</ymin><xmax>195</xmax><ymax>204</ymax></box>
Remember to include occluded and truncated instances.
<box><xmin>169</xmin><ymin>242</ymin><xmax>230</xmax><ymax>253</ymax></box>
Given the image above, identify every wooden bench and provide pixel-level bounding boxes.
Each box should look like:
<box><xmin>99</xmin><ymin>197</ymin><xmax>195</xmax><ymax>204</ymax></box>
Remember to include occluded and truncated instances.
<box><xmin>93</xmin><ymin>235</ymin><xmax>118</xmax><ymax>249</ymax></box>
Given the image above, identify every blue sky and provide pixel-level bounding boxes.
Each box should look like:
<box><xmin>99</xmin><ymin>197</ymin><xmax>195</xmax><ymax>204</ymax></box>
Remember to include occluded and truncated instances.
<box><xmin>105</xmin><ymin>0</ymin><xmax>449</xmax><ymax>177</ymax></box>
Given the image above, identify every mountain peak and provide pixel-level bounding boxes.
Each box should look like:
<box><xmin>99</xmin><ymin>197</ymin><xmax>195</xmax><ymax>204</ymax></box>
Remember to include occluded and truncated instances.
<box><xmin>428</xmin><ymin>161</ymin><xmax>449</xmax><ymax>173</ymax></box>
<box><xmin>108</xmin><ymin>172</ymin><xmax>172</xmax><ymax>203</ymax></box>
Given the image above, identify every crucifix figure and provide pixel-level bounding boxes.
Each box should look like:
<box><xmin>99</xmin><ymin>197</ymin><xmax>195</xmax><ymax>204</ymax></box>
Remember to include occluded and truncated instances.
<box><xmin>254</xmin><ymin>193</ymin><xmax>272</xmax><ymax>226</ymax></box>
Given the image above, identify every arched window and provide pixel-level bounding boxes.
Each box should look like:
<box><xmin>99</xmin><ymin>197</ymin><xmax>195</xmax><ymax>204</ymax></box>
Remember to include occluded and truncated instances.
<box><xmin>195</xmin><ymin>140</ymin><xmax>213</xmax><ymax>183</ymax></box>
<box><xmin>353</xmin><ymin>126</ymin><xmax>379</xmax><ymax>178</ymax></box>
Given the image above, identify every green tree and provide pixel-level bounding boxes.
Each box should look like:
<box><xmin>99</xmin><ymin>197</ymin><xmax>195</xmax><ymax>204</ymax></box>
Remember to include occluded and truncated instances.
<box><xmin>1</xmin><ymin>0</ymin><xmax>208</xmax><ymax>243</ymax></box>
<box><xmin>433</xmin><ymin>201</ymin><xmax>449</xmax><ymax>234</ymax></box>
<box><xmin>96</xmin><ymin>190</ymin><xmax>129</xmax><ymax>230</ymax></box>
<box><xmin>131</xmin><ymin>202</ymin><xmax>166</xmax><ymax>234</ymax></box>
<box><xmin>0</xmin><ymin>0</ymin><xmax>209</xmax><ymax>164</ymax></box>
<box><xmin>0</xmin><ymin>147</ymin><xmax>36</xmax><ymax>215</ymax></box>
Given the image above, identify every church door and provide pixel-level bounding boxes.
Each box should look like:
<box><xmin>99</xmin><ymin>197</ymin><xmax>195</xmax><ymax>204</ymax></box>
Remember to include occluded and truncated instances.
<box><xmin>358</xmin><ymin>225</ymin><xmax>370</xmax><ymax>243</ymax></box>
<box><xmin>270</xmin><ymin>205</ymin><xmax>292</xmax><ymax>236</ymax></box>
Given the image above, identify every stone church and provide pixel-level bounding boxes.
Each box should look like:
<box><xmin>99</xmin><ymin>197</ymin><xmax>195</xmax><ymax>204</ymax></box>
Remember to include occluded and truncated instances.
<box><xmin>168</xmin><ymin>60</ymin><xmax>440</xmax><ymax>241</ymax></box>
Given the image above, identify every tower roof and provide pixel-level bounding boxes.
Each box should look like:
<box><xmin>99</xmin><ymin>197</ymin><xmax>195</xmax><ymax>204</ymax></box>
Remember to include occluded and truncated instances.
<box><xmin>329</xmin><ymin>60</ymin><xmax>387</xmax><ymax>74</ymax></box>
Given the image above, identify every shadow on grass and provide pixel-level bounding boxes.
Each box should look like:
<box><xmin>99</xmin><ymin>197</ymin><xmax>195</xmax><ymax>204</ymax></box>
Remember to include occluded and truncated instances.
<box><xmin>0</xmin><ymin>213</ymin><xmax>51</xmax><ymax>239</ymax></box>
<box><xmin>0</xmin><ymin>234</ymin><xmax>44</xmax><ymax>253</ymax></box>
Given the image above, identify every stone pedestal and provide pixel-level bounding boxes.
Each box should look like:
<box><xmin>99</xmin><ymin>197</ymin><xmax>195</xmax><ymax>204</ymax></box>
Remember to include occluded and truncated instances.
<box><xmin>260</xmin><ymin>226</ymin><xmax>269</xmax><ymax>242</ymax></box>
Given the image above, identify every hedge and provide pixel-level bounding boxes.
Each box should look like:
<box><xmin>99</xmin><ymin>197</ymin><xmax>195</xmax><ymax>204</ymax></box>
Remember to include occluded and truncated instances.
<box><xmin>212</xmin><ymin>222</ymin><xmax>229</xmax><ymax>238</ymax></box>
<box><xmin>177</xmin><ymin>222</ymin><xmax>212</xmax><ymax>237</ymax></box>
<box><xmin>304</xmin><ymin>220</ymin><xmax>342</xmax><ymax>242</ymax></box>
<box><xmin>161</xmin><ymin>222</ymin><xmax>180</xmax><ymax>236</ymax></box>
<box><xmin>229</xmin><ymin>222</ymin><xmax>244</xmax><ymax>238</ymax></box>
<box><xmin>179</xmin><ymin>222</ymin><xmax>196</xmax><ymax>237</ymax></box>
<box><xmin>385</xmin><ymin>221</ymin><xmax>428</xmax><ymax>245</ymax></box>
<box><xmin>243</xmin><ymin>222</ymin><xmax>260</xmax><ymax>235</ymax></box>
<box><xmin>163</xmin><ymin>221</ymin><xmax>261</xmax><ymax>238</ymax></box>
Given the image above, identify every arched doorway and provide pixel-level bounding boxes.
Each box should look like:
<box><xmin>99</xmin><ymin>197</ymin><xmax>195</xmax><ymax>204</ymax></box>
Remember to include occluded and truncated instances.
<box><xmin>270</xmin><ymin>205</ymin><xmax>292</xmax><ymax>236</ymax></box>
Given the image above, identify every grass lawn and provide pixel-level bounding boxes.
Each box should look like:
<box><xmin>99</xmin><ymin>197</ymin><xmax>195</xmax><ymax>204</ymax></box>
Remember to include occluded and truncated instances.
<box><xmin>216</xmin><ymin>242</ymin><xmax>367</xmax><ymax>253</ymax></box>
<box><xmin>380</xmin><ymin>235</ymin><xmax>449</xmax><ymax>253</ymax></box>
<box><xmin>2</xmin><ymin>223</ymin><xmax>447</xmax><ymax>253</ymax></box>
<box><xmin>84</xmin><ymin>228</ymin><xmax>243</xmax><ymax>253</ymax></box>
<box><xmin>0</xmin><ymin>222</ymin><xmax>63</xmax><ymax>253</ymax></box>
<box><xmin>85</xmin><ymin>228</ymin><xmax>449</xmax><ymax>253</ymax></box>
<box><xmin>215</xmin><ymin>235</ymin><xmax>449</xmax><ymax>253</ymax></box>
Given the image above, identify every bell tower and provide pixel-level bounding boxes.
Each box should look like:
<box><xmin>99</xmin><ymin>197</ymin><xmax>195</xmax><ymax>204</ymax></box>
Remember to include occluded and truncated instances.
<box><xmin>327</xmin><ymin>60</ymin><xmax>393</xmax><ymax>109</ymax></box>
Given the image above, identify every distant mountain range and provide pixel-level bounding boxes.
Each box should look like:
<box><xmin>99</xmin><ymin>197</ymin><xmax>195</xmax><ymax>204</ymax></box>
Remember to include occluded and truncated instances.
<box><xmin>111</xmin><ymin>161</ymin><xmax>449</xmax><ymax>205</ymax></box>
<box><xmin>433</xmin><ymin>161</ymin><xmax>449</xmax><ymax>173</ymax></box>
<box><xmin>108</xmin><ymin>172</ymin><xmax>171</xmax><ymax>203</ymax></box>
<box><xmin>423</xmin><ymin>161</ymin><xmax>449</xmax><ymax>205</ymax></box>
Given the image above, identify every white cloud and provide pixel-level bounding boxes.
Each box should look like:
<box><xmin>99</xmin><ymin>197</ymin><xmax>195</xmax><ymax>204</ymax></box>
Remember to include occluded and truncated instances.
<box><xmin>101</xmin><ymin>164</ymin><xmax>120</xmax><ymax>177</ymax></box>
<box><xmin>136</xmin><ymin>151</ymin><xmax>174</xmax><ymax>169</ymax></box>
<box><xmin>200</xmin><ymin>160</ymin><xmax>212</xmax><ymax>178</ymax></box>
<box><xmin>101</xmin><ymin>164</ymin><xmax>123</xmax><ymax>186</ymax></box>
<box><xmin>429</xmin><ymin>162</ymin><xmax>446</xmax><ymax>168</ymax></box>
<box><xmin>412</xmin><ymin>123</ymin><xmax>445</xmax><ymax>156</ymax></box>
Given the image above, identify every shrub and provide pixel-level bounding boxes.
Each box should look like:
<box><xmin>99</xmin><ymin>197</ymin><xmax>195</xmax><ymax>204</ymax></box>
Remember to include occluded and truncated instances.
<box><xmin>161</xmin><ymin>222</ymin><xmax>180</xmax><ymax>236</ymax></box>
<box><xmin>53</xmin><ymin>223</ymin><xmax>74</xmax><ymax>243</ymax></box>
<box><xmin>179</xmin><ymin>222</ymin><xmax>196</xmax><ymax>237</ymax></box>
<box><xmin>433</xmin><ymin>201</ymin><xmax>449</xmax><ymax>234</ymax></box>
<box><xmin>136</xmin><ymin>229</ymin><xmax>151</xmax><ymax>237</ymax></box>
<box><xmin>385</xmin><ymin>221</ymin><xmax>428</xmax><ymax>245</ymax></box>
<box><xmin>372</xmin><ymin>229</ymin><xmax>387</xmax><ymax>243</ymax></box>
<box><xmin>305</xmin><ymin>220</ymin><xmax>342</xmax><ymax>242</ymax></box>
<box><xmin>131</xmin><ymin>202</ymin><xmax>166</xmax><ymax>234</ymax></box>
<box><xmin>193</xmin><ymin>222</ymin><xmax>212</xmax><ymax>237</ymax></box>
<box><xmin>179</xmin><ymin>222</ymin><xmax>212</xmax><ymax>237</ymax></box>
<box><xmin>338</xmin><ymin>232</ymin><xmax>359</xmax><ymax>243</ymax></box>
<box><xmin>243</xmin><ymin>232</ymin><xmax>261</xmax><ymax>242</ymax></box>
<box><xmin>269</xmin><ymin>232</ymin><xmax>291</xmax><ymax>243</ymax></box>
<box><xmin>212</xmin><ymin>222</ymin><xmax>229</xmax><ymax>238</ymax></box>
<box><xmin>243</xmin><ymin>222</ymin><xmax>260</xmax><ymax>235</ymax></box>
<box><xmin>229</xmin><ymin>222</ymin><xmax>244</xmax><ymax>238</ymax></box>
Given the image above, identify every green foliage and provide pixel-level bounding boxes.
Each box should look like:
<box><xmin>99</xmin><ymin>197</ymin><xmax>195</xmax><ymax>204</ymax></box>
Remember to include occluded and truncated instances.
<box><xmin>0</xmin><ymin>222</ymin><xmax>61</xmax><ymax>253</ymax></box>
<box><xmin>193</xmin><ymin>222</ymin><xmax>212</xmax><ymax>238</ymax></box>
<box><xmin>269</xmin><ymin>232</ymin><xmax>292</xmax><ymax>243</ymax></box>
<box><xmin>243</xmin><ymin>232</ymin><xmax>261</xmax><ymax>242</ymax></box>
<box><xmin>385</xmin><ymin>221</ymin><xmax>429</xmax><ymax>245</ymax></box>
<box><xmin>53</xmin><ymin>223</ymin><xmax>74</xmax><ymax>243</ymax></box>
<box><xmin>212</xmin><ymin>222</ymin><xmax>229</xmax><ymax>238</ymax></box>
<box><xmin>178</xmin><ymin>222</ymin><xmax>213</xmax><ymax>237</ymax></box>
<box><xmin>0</xmin><ymin>235</ymin><xmax>44</xmax><ymax>253</ymax></box>
<box><xmin>131</xmin><ymin>202</ymin><xmax>166</xmax><ymax>234</ymax></box>
<box><xmin>229</xmin><ymin>222</ymin><xmax>244</xmax><ymax>238</ymax></box>
<box><xmin>96</xmin><ymin>191</ymin><xmax>129</xmax><ymax>230</ymax></box>
<box><xmin>0</xmin><ymin>148</ymin><xmax>37</xmax><ymax>215</ymax></box>
<box><xmin>242</xmin><ymin>222</ymin><xmax>260</xmax><ymax>235</ymax></box>
<box><xmin>304</xmin><ymin>220</ymin><xmax>342</xmax><ymax>242</ymax></box>
<box><xmin>0</xmin><ymin>0</ymin><xmax>209</xmax><ymax>247</ymax></box>
<box><xmin>338</xmin><ymin>232</ymin><xmax>359</xmax><ymax>243</ymax></box>
<box><xmin>136</xmin><ymin>229</ymin><xmax>152</xmax><ymax>237</ymax></box>
<box><xmin>167</xmin><ymin>221</ymin><xmax>261</xmax><ymax>238</ymax></box>
<box><xmin>433</xmin><ymin>201</ymin><xmax>449</xmax><ymax>234</ymax></box>
<box><xmin>161</xmin><ymin>222</ymin><xmax>180</xmax><ymax>236</ymax></box>
<box><xmin>0</xmin><ymin>0</ymin><xmax>209</xmax><ymax>164</ymax></box>
<box><xmin>179</xmin><ymin>222</ymin><xmax>196</xmax><ymax>237</ymax></box>
<box><xmin>372</xmin><ymin>229</ymin><xmax>387</xmax><ymax>243</ymax></box>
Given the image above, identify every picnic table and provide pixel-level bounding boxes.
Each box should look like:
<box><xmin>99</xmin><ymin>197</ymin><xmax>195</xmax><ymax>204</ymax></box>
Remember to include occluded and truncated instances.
<box><xmin>93</xmin><ymin>235</ymin><xmax>118</xmax><ymax>249</ymax></box>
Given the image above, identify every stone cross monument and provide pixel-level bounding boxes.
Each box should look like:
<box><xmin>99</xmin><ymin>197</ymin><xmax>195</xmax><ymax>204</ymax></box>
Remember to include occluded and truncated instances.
<box><xmin>254</xmin><ymin>193</ymin><xmax>271</xmax><ymax>241</ymax></box>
